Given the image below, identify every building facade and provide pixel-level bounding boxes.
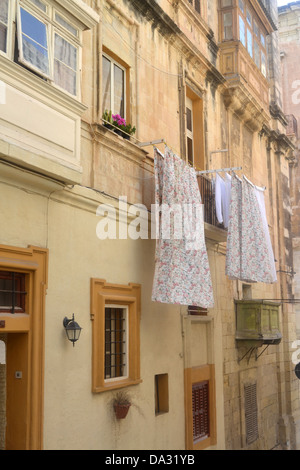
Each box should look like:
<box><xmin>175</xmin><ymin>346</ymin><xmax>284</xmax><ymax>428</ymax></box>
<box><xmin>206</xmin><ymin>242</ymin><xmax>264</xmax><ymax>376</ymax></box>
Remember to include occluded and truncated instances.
<box><xmin>278</xmin><ymin>1</ymin><xmax>300</xmax><ymax>338</ymax></box>
<box><xmin>0</xmin><ymin>0</ymin><xmax>299</xmax><ymax>450</ymax></box>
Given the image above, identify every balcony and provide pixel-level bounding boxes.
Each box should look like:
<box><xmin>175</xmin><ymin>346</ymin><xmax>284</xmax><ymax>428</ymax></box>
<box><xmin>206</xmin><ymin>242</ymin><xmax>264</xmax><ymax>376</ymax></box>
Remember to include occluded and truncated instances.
<box><xmin>235</xmin><ymin>300</ymin><xmax>282</xmax><ymax>347</ymax></box>
<box><xmin>197</xmin><ymin>175</ymin><xmax>227</xmax><ymax>242</ymax></box>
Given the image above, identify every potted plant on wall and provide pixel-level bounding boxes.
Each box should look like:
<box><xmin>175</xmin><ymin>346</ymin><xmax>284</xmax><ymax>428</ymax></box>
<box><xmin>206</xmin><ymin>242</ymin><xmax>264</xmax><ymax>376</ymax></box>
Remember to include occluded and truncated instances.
<box><xmin>111</xmin><ymin>114</ymin><xmax>136</xmax><ymax>140</ymax></box>
<box><xmin>102</xmin><ymin>109</ymin><xmax>114</xmax><ymax>129</ymax></box>
<box><xmin>102</xmin><ymin>111</ymin><xmax>136</xmax><ymax>140</ymax></box>
<box><xmin>113</xmin><ymin>391</ymin><xmax>131</xmax><ymax>419</ymax></box>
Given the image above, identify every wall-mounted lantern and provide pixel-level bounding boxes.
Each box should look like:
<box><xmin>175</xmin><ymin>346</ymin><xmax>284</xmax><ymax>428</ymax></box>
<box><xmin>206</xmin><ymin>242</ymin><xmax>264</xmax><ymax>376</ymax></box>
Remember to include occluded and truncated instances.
<box><xmin>63</xmin><ymin>314</ymin><xmax>82</xmax><ymax>347</ymax></box>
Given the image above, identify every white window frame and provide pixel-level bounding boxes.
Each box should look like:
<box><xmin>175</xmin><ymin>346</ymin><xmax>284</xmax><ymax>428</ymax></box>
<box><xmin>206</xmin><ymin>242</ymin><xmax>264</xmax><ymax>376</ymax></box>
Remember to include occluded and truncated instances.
<box><xmin>17</xmin><ymin>2</ymin><xmax>52</xmax><ymax>79</ymax></box>
<box><xmin>102</xmin><ymin>52</ymin><xmax>126</xmax><ymax>118</ymax></box>
<box><xmin>104</xmin><ymin>304</ymin><xmax>129</xmax><ymax>383</ymax></box>
<box><xmin>0</xmin><ymin>0</ymin><xmax>15</xmax><ymax>58</ymax></box>
<box><xmin>2</xmin><ymin>0</ymin><xmax>82</xmax><ymax>97</ymax></box>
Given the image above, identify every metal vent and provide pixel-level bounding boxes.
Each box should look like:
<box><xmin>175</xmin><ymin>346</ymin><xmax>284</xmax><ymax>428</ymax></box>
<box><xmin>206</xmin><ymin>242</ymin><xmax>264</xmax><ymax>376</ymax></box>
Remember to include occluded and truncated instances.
<box><xmin>244</xmin><ymin>383</ymin><xmax>259</xmax><ymax>445</ymax></box>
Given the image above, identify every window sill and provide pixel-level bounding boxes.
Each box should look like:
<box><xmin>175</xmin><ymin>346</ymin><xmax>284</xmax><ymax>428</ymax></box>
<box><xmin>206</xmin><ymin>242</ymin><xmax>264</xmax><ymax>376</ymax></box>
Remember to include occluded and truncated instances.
<box><xmin>92</xmin><ymin>378</ymin><xmax>142</xmax><ymax>394</ymax></box>
<box><xmin>91</xmin><ymin>123</ymin><xmax>148</xmax><ymax>163</ymax></box>
<box><xmin>0</xmin><ymin>313</ymin><xmax>30</xmax><ymax>332</ymax></box>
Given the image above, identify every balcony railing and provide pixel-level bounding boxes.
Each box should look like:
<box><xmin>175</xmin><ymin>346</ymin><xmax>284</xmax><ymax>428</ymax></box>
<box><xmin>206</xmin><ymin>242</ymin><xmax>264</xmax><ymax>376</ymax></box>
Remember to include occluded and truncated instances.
<box><xmin>197</xmin><ymin>174</ymin><xmax>226</xmax><ymax>230</ymax></box>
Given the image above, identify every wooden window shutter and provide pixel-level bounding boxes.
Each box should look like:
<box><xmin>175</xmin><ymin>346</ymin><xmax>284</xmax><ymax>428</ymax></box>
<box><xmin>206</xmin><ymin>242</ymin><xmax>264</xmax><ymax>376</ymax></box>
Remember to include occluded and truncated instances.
<box><xmin>244</xmin><ymin>383</ymin><xmax>259</xmax><ymax>444</ymax></box>
<box><xmin>192</xmin><ymin>381</ymin><xmax>209</xmax><ymax>442</ymax></box>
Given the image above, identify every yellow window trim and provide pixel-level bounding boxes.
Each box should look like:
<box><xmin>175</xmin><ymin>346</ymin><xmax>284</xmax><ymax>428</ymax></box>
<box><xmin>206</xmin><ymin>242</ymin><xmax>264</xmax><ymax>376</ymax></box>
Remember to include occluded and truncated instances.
<box><xmin>184</xmin><ymin>364</ymin><xmax>217</xmax><ymax>450</ymax></box>
<box><xmin>90</xmin><ymin>279</ymin><xmax>142</xmax><ymax>393</ymax></box>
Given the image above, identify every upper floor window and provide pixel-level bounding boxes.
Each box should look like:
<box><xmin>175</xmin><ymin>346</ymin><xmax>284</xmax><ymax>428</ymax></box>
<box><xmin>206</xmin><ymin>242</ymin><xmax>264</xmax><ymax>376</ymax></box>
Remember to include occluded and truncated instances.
<box><xmin>220</xmin><ymin>0</ymin><xmax>268</xmax><ymax>78</ymax></box>
<box><xmin>238</xmin><ymin>0</ymin><xmax>267</xmax><ymax>77</ymax></box>
<box><xmin>183</xmin><ymin>86</ymin><xmax>205</xmax><ymax>170</ymax></box>
<box><xmin>102</xmin><ymin>53</ymin><xmax>126</xmax><ymax>118</ymax></box>
<box><xmin>1</xmin><ymin>0</ymin><xmax>82</xmax><ymax>96</ymax></box>
<box><xmin>186</xmin><ymin>96</ymin><xmax>194</xmax><ymax>166</ymax></box>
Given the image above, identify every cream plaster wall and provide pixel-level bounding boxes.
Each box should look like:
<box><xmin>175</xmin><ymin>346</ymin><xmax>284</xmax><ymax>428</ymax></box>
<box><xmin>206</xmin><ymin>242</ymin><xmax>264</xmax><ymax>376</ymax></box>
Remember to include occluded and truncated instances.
<box><xmin>0</xmin><ymin>168</ymin><xmax>226</xmax><ymax>450</ymax></box>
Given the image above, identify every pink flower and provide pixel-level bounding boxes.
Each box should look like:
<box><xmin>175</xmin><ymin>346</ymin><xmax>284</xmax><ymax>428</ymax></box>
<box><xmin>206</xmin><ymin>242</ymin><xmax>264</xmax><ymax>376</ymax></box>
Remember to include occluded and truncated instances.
<box><xmin>112</xmin><ymin>114</ymin><xmax>126</xmax><ymax>126</ymax></box>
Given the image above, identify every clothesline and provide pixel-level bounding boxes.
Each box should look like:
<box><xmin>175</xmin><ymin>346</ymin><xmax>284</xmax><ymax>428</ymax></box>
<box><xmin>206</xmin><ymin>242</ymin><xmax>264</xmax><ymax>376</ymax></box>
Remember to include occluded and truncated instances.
<box><xmin>153</xmin><ymin>146</ymin><xmax>264</xmax><ymax>190</ymax></box>
<box><xmin>151</xmin><ymin>145</ymin><xmax>277</xmax><ymax>310</ymax></box>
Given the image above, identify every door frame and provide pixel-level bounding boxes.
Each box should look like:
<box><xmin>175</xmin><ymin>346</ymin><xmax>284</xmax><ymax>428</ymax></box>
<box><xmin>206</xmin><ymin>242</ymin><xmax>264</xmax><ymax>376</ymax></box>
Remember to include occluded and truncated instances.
<box><xmin>0</xmin><ymin>244</ymin><xmax>48</xmax><ymax>450</ymax></box>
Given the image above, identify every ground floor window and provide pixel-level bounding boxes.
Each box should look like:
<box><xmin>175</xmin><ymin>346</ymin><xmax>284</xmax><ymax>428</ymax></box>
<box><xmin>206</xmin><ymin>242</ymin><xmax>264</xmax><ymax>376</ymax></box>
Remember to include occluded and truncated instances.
<box><xmin>91</xmin><ymin>279</ymin><xmax>141</xmax><ymax>393</ymax></box>
<box><xmin>185</xmin><ymin>364</ymin><xmax>216</xmax><ymax>450</ymax></box>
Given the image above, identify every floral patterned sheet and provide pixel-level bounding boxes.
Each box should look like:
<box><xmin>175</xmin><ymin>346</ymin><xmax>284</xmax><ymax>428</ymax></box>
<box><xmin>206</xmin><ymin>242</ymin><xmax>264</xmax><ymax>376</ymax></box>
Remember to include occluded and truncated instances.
<box><xmin>151</xmin><ymin>147</ymin><xmax>214</xmax><ymax>308</ymax></box>
<box><xmin>225</xmin><ymin>174</ymin><xmax>277</xmax><ymax>284</ymax></box>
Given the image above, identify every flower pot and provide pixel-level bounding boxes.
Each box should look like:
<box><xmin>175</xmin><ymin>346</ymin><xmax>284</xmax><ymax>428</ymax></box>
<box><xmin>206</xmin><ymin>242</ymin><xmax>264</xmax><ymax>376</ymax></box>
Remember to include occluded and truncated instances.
<box><xmin>114</xmin><ymin>403</ymin><xmax>131</xmax><ymax>419</ymax></box>
<box><xmin>104</xmin><ymin>123</ymin><xmax>113</xmax><ymax>130</ymax></box>
<box><xmin>114</xmin><ymin>128</ymin><xmax>123</xmax><ymax>136</ymax></box>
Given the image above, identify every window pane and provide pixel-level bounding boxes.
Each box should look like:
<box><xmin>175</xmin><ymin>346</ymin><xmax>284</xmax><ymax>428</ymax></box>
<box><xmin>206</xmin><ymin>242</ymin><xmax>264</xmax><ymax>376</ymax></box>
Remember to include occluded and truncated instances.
<box><xmin>102</xmin><ymin>56</ymin><xmax>111</xmax><ymax>112</ymax></box>
<box><xmin>55</xmin><ymin>14</ymin><xmax>78</xmax><ymax>37</ymax></box>
<box><xmin>261</xmin><ymin>33</ymin><xmax>265</xmax><ymax>48</ymax></box>
<box><xmin>105</xmin><ymin>307</ymin><xmax>127</xmax><ymax>380</ymax></box>
<box><xmin>30</xmin><ymin>0</ymin><xmax>46</xmax><ymax>12</ymax></box>
<box><xmin>247</xmin><ymin>29</ymin><xmax>253</xmax><ymax>58</ymax></box>
<box><xmin>0</xmin><ymin>0</ymin><xmax>9</xmax><ymax>24</ymax></box>
<box><xmin>54</xmin><ymin>34</ymin><xmax>77</xmax><ymax>95</ymax></box>
<box><xmin>261</xmin><ymin>52</ymin><xmax>267</xmax><ymax>77</ymax></box>
<box><xmin>20</xmin><ymin>8</ymin><xmax>49</xmax><ymax>75</ymax></box>
<box><xmin>0</xmin><ymin>24</ymin><xmax>7</xmax><ymax>53</ymax></box>
<box><xmin>254</xmin><ymin>40</ymin><xmax>260</xmax><ymax>67</ymax></box>
<box><xmin>187</xmin><ymin>137</ymin><xmax>193</xmax><ymax>166</ymax></box>
<box><xmin>246</xmin><ymin>9</ymin><xmax>252</xmax><ymax>26</ymax></box>
<box><xmin>195</xmin><ymin>0</ymin><xmax>200</xmax><ymax>14</ymax></box>
<box><xmin>253</xmin><ymin>20</ymin><xmax>259</xmax><ymax>37</ymax></box>
<box><xmin>239</xmin><ymin>0</ymin><xmax>245</xmax><ymax>14</ymax></box>
<box><xmin>224</xmin><ymin>12</ymin><xmax>233</xmax><ymax>40</ymax></box>
<box><xmin>0</xmin><ymin>272</ymin><xmax>26</xmax><ymax>314</ymax></box>
<box><xmin>186</xmin><ymin>107</ymin><xmax>192</xmax><ymax>132</ymax></box>
<box><xmin>21</xmin><ymin>8</ymin><xmax>47</xmax><ymax>48</ymax></box>
<box><xmin>0</xmin><ymin>0</ymin><xmax>9</xmax><ymax>53</ymax></box>
<box><xmin>54</xmin><ymin>34</ymin><xmax>77</xmax><ymax>70</ymax></box>
<box><xmin>114</xmin><ymin>63</ymin><xmax>124</xmax><ymax>117</ymax></box>
<box><xmin>239</xmin><ymin>16</ymin><xmax>246</xmax><ymax>47</ymax></box>
<box><xmin>221</xmin><ymin>0</ymin><xmax>232</xmax><ymax>7</ymax></box>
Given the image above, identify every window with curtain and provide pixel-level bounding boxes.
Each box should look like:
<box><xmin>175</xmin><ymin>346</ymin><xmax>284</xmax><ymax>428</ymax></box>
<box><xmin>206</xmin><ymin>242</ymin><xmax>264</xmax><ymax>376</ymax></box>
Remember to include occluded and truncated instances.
<box><xmin>2</xmin><ymin>0</ymin><xmax>81</xmax><ymax>96</ymax></box>
<box><xmin>0</xmin><ymin>0</ymin><xmax>9</xmax><ymax>53</ymax></box>
<box><xmin>102</xmin><ymin>54</ymin><xmax>125</xmax><ymax>118</ymax></box>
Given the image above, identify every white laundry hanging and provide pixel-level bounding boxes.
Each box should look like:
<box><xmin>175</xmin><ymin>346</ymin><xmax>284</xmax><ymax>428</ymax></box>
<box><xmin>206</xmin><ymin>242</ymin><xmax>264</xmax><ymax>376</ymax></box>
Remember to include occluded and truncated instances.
<box><xmin>214</xmin><ymin>172</ymin><xmax>232</xmax><ymax>229</ymax></box>
<box><xmin>215</xmin><ymin>173</ymin><xmax>225</xmax><ymax>225</ymax></box>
